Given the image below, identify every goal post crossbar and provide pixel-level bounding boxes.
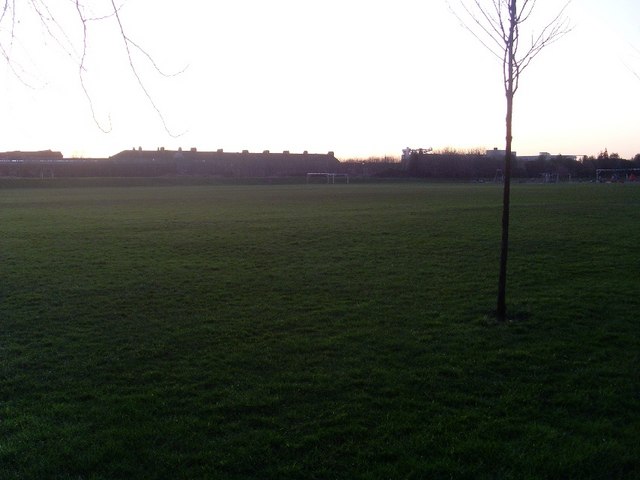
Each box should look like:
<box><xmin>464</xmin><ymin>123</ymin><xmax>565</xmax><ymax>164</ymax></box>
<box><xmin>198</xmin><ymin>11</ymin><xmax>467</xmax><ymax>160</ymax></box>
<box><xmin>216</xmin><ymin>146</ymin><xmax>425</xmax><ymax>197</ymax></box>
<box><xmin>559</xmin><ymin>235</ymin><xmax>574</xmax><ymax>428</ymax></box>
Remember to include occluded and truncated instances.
<box><xmin>306</xmin><ymin>172</ymin><xmax>349</xmax><ymax>184</ymax></box>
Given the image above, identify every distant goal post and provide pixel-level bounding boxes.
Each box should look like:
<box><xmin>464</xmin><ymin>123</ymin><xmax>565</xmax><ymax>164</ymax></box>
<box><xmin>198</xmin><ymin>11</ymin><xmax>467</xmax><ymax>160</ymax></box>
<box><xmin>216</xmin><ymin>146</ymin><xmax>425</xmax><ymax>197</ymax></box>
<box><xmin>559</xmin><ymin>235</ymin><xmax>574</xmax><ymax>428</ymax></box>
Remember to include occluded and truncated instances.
<box><xmin>306</xmin><ymin>172</ymin><xmax>349</xmax><ymax>184</ymax></box>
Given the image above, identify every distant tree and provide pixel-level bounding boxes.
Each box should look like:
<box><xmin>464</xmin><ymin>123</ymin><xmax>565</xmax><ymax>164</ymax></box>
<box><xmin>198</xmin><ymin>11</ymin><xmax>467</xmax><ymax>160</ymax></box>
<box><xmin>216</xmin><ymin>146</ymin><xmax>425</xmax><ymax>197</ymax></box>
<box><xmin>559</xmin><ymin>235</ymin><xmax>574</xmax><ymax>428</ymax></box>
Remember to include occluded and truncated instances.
<box><xmin>524</xmin><ymin>156</ymin><xmax>549</xmax><ymax>178</ymax></box>
<box><xmin>434</xmin><ymin>147</ymin><xmax>463</xmax><ymax>155</ymax></box>
<box><xmin>433</xmin><ymin>146</ymin><xmax>486</xmax><ymax>155</ymax></box>
<box><xmin>449</xmin><ymin>0</ymin><xmax>571</xmax><ymax>321</ymax></box>
<box><xmin>0</xmin><ymin>1</ymin><xmax>182</xmax><ymax>133</ymax></box>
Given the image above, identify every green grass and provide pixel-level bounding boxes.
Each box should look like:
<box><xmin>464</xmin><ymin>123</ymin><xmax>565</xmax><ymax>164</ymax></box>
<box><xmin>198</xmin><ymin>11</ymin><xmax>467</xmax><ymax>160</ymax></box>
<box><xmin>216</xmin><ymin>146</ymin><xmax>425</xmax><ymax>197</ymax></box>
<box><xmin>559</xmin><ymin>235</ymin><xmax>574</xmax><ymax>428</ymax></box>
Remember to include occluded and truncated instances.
<box><xmin>1</xmin><ymin>182</ymin><xmax>638</xmax><ymax>479</ymax></box>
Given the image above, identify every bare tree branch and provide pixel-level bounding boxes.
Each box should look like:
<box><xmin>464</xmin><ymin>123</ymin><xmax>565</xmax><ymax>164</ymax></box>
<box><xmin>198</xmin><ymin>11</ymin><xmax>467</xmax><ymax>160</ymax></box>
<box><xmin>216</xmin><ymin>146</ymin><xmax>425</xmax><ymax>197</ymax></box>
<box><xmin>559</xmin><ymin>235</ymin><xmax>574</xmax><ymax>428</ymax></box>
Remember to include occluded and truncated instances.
<box><xmin>622</xmin><ymin>48</ymin><xmax>640</xmax><ymax>82</ymax></box>
<box><xmin>1</xmin><ymin>0</ymin><xmax>184</xmax><ymax>136</ymax></box>
<box><xmin>0</xmin><ymin>0</ymin><xmax>39</xmax><ymax>88</ymax></box>
<box><xmin>107</xmin><ymin>0</ymin><xmax>184</xmax><ymax>137</ymax></box>
<box><xmin>449</xmin><ymin>0</ymin><xmax>572</xmax><ymax>85</ymax></box>
<box><xmin>75</xmin><ymin>0</ymin><xmax>112</xmax><ymax>132</ymax></box>
<box><xmin>448</xmin><ymin>1</ymin><xmax>503</xmax><ymax>61</ymax></box>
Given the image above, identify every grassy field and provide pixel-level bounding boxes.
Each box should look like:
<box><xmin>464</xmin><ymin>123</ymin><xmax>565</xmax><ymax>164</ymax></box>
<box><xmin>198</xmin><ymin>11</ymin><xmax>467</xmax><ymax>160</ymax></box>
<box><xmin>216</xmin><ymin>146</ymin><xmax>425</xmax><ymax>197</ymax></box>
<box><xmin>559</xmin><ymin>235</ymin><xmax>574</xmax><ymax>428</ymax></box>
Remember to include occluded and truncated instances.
<box><xmin>1</xmin><ymin>181</ymin><xmax>638</xmax><ymax>479</ymax></box>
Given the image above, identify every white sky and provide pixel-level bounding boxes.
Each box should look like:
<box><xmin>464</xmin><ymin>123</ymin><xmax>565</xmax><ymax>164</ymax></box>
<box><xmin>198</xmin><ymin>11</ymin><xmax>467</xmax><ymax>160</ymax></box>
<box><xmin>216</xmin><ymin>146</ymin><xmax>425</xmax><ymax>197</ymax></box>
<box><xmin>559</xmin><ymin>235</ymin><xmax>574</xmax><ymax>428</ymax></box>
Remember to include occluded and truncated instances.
<box><xmin>0</xmin><ymin>0</ymin><xmax>638</xmax><ymax>160</ymax></box>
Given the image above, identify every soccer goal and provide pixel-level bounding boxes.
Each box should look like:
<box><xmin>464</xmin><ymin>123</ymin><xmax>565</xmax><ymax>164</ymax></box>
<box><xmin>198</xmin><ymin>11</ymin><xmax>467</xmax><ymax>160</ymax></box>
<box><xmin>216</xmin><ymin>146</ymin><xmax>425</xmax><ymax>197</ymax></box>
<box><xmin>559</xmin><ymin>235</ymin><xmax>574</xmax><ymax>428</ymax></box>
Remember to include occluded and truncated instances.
<box><xmin>306</xmin><ymin>172</ymin><xmax>349</xmax><ymax>184</ymax></box>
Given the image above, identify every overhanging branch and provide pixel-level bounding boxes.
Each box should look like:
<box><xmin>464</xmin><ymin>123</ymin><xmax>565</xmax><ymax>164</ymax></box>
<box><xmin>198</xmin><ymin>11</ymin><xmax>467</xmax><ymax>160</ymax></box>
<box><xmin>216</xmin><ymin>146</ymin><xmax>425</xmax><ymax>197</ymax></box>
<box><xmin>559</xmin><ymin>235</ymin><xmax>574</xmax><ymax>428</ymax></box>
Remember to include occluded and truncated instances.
<box><xmin>1</xmin><ymin>0</ymin><xmax>184</xmax><ymax>136</ymax></box>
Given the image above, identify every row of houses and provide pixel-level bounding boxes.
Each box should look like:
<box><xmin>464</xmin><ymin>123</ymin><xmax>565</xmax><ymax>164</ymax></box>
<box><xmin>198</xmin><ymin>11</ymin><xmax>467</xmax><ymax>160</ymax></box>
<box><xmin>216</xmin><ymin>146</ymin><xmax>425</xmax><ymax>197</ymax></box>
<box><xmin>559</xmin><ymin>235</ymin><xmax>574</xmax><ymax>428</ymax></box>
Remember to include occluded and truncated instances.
<box><xmin>0</xmin><ymin>148</ymin><xmax>340</xmax><ymax>178</ymax></box>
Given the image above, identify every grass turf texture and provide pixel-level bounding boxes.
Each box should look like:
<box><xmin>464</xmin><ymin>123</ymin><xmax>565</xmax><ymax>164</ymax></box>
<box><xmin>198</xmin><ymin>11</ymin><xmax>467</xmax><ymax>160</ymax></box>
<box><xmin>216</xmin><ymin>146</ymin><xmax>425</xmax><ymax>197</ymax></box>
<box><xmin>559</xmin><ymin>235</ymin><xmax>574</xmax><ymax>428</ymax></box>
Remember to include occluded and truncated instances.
<box><xmin>1</xmin><ymin>182</ymin><xmax>638</xmax><ymax>479</ymax></box>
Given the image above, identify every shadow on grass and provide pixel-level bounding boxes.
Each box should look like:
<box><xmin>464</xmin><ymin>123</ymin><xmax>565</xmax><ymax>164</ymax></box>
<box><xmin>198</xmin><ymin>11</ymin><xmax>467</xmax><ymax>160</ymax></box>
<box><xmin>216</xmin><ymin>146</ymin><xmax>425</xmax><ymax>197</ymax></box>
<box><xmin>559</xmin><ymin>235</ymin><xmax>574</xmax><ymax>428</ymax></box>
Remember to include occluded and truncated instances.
<box><xmin>480</xmin><ymin>304</ymin><xmax>532</xmax><ymax>326</ymax></box>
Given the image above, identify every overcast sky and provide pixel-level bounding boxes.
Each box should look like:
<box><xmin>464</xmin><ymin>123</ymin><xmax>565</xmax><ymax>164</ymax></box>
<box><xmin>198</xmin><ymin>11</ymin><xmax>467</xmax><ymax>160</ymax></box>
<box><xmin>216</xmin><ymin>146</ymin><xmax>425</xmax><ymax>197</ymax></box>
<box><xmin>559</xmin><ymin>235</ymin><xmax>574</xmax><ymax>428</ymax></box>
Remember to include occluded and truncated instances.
<box><xmin>0</xmin><ymin>0</ymin><xmax>638</xmax><ymax>159</ymax></box>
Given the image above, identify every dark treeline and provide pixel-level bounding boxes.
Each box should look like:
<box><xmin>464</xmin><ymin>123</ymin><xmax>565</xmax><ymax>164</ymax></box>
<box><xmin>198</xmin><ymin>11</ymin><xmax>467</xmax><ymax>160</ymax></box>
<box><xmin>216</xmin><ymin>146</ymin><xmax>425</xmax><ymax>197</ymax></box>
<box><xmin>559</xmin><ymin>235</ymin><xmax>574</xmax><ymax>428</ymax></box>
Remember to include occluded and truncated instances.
<box><xmin>521</xmin><ymin>151</ymin><xmax>640</xmax><ymax>180</ymax></box>
<box><xmin>339</xmin><ymin>151</ymin><xmax>640</xmax><ymax>180</ymax></box>
<box><xmin>403</xmin><ymin>153</ymin><xmax>503</xmax><ymax>179</ymax></box>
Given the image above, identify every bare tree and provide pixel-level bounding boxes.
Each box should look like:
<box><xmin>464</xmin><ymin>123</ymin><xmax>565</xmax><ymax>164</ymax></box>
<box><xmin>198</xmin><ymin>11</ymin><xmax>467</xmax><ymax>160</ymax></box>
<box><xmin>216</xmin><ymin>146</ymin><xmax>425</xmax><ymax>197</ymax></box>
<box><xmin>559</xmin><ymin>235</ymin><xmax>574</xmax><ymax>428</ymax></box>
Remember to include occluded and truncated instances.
<box><xmin>0</xmin><ymin>0</ymin><xmax>183</xmax><ymax>134</ymax></box>
<box><xmin>449</xmin><ymin>0</ymin><xmax>571</xmax><ymax>321</ymax></box>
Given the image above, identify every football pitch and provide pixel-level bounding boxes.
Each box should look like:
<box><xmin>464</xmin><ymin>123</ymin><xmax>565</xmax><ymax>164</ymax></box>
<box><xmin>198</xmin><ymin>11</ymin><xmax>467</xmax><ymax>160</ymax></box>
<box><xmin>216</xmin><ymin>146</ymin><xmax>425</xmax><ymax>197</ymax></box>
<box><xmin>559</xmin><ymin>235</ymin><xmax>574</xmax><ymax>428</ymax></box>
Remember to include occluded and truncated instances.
<box><xmin>1</xmin><ymin>180</ymin><xmax>638</xmax><ymax>479</ymax></box>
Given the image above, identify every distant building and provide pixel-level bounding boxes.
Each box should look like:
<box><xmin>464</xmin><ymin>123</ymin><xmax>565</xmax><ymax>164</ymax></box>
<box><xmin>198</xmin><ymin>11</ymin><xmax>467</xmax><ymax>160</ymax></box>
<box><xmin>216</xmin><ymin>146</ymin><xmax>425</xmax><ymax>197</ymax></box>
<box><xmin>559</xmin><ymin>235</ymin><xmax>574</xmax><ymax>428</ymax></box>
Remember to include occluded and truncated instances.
<box><xmin>486</xmin><ymin>148</ymin><xmax>579</xmax><ymax>163</ymax></box>
<box><xmin>402</xmin><ymin>147</ymin><xmax>432</xmax><ymax>162</ymax></box>
<box><xmin>0</xmin><ymin>148</ymin><xmax>339</xmax><ymax>178</ymax></box>
<box><xmin>0</xmin><ymin>150</ymin><xmax>63</xmax><ymax>161</ymax></box>
<box><xmin>486</xmin><ymin>147</ymin><xmax>517</xmax><ymax>159</ymax></box>
<box><xmin>109</xmin><ymin>148</ymin><xmax>339</xmax><ymax>176</ymax></box>
<box><xmin>516</xmin><ymin>152</ymin><xmax>579</xmax><ymax>163</ymax></box>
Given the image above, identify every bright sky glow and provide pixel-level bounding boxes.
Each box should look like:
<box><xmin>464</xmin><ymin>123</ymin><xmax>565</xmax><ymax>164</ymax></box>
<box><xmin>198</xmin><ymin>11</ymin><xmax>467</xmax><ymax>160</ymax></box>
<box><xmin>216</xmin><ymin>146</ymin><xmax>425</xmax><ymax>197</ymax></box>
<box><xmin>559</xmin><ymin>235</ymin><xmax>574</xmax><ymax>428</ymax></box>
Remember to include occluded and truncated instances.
<box><xmin>0</xmin><ymin>0</ymin><xmax>638</xmax><ymax>160</ymax></box>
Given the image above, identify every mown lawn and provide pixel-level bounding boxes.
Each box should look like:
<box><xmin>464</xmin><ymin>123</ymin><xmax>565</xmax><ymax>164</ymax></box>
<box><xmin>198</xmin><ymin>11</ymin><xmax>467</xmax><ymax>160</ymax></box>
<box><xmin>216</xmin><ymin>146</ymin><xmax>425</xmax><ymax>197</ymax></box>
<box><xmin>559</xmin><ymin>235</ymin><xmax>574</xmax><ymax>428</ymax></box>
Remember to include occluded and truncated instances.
<box><xmin>1</xmin><ymin>181</ymin><xmax>638</xmax><ymax>479</ymax></box>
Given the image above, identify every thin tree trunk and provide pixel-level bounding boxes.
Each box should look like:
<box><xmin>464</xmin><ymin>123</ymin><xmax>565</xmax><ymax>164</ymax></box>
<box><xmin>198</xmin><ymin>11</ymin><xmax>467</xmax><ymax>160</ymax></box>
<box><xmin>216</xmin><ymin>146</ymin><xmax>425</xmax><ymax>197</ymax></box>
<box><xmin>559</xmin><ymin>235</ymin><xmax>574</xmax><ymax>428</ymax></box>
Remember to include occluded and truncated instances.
<box><xmin>497</xmin><ymin>92</ymin><xmax>513</xmax><ymax>321</ymax></box>
<box><xmin>497</xmin><ymin>1</ymin><xmax>517</xmax><ymax>322</ymax></box>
